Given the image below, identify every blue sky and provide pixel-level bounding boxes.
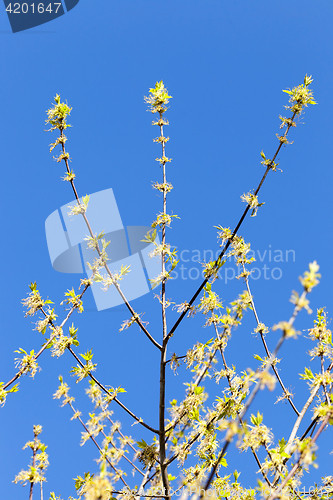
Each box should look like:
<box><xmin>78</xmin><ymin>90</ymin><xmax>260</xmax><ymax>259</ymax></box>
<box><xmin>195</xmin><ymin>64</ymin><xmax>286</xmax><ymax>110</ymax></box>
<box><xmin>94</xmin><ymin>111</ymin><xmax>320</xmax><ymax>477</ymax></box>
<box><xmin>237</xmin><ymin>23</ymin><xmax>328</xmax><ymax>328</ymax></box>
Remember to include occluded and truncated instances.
<box><xmin>1</xmin><ymin>1</ymin><xmax>333</xmax><ymax>498</ymax></box>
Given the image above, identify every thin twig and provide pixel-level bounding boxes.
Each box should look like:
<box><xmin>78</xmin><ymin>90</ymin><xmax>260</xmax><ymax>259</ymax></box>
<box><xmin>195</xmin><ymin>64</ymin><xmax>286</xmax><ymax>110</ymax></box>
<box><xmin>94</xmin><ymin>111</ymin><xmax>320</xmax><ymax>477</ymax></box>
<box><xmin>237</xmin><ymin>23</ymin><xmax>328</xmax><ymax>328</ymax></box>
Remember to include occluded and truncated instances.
<box><xmin>200</xmin><ymin>290</ymin><xmax>307</xmax><ymax>497</ymax></box>
<box><xmin>157</xmin><ymin>106</ymin><xmax>171</xmax><ymax>500</ymax></box>
<box><xmin>216</xmin><ymin>323</ymin><xmax>272</xmax><ymax>488</ymax></box>
<box><xmin>321</xmin><ymin>356</ymin><xmax>331</xmax><ymax>406</ymax></box>
<box><xmin>29</xmin><ymin>432</ymin><xmax>38</xmax><ymax>500</ymax></box>
<box><xmin>166</xmin><ymin>112</ymin><xmax>297</xmax><ymax>343</ymax></box>
<box><xmin>99</xmin><ymin>428</ymin><xmax>145</xmax><ymax>477</ymax></box>
<box><xmin>165</xmin><ymin>315</ymin><xmax>239</xmax><ymax>439</ymax></box>
<box><xmin>3</xmin><ymin>285</ymin><xmax>90</xmax><ymax>391</ymax></box>
<box><xmin>243</xmin><ymin>262</ymin><xmax>299</xmax><ymax>415</ymax></box>
<box><xmin>108</xmin><ymin>417</ymin><xmax>140</xmax><ymax>456</ymax></box>
<box><xmin>268</xmin><ymin>412</ymin><xmax>331</xmax><ymax>500</ymax></box>
<box><xmin>59</xmin><ymin>126</ymin><xmax>161</xmax><ymax>351</ymax></box>
<box><xmin>271</xmin><ymin>360</ymin><xmax>333</xmax><ymax>486</ymax></box>
<box><xmin>299</xmin><ymin>360</ymin><xmax>333</xmax><ymax>441</ymax></box>
<box><xmin>67</xmin><ymin>401</ymin><xmax>130</xmax><ymax>488</ymax></box>
<box><xmin>67</xmin><ymin>346</ymin><xmax>159</xmax><ymax>434</ymax></box>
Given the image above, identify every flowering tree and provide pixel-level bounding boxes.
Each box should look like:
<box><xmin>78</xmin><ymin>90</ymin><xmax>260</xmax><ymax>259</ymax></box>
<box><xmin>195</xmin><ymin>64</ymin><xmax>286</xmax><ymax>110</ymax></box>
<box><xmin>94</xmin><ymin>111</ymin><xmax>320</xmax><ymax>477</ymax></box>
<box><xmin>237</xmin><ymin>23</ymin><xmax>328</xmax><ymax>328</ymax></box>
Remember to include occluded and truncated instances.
<box><xmin>2</xmin><ymin>77</ymin><xmax>333</xmax><ymax>500</ymax></box>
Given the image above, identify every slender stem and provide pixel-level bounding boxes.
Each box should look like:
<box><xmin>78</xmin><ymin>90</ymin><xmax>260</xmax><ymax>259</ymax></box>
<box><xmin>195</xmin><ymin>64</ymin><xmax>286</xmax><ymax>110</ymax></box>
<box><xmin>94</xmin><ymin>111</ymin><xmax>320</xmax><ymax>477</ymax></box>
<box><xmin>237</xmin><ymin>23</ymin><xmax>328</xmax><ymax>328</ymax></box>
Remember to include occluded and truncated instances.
<box><xmin>299</xmin><ymin>418</ymin><xmax>317</xmax><ymax>441</ymax></box>
<box><xmin>299</xmin><ymin>360</ymin><xmax>333</xmax><ymax>441</ymax></box>
<box><xmin>243</xmin><ymin>262</ymin><xmax>299</xmax><ymax>415</ymax></box>
<box><xmin>216</xmin><ymin>324</ymin><xmax>271</xmax><ymax>487</ymax></box>
<box><xmin>67</xmin><ymin>346</ymin><xmax>159</xmax><ymax>434</ymax></box>
<box><xmin>321</xmin><ymin>356</ymin><xmax>331</xmax><ymax>405</ymax></box>
<box><xmin>161</xmin><ymin>115</ymin><xmax>167</xmax><ymax>347</ymax></box>
<box><xmin>108</xmin><ymin>416</ymin><xmax>140</xmax><ymax>456</ymax></box>
<box><xmin>29</xmin><ymin>432</ymin><xmax>38</xmax><ymax>500</ymax></box>
<box><xmin>201</xmin><ymin>292</ymin><xmax>305</xmax><ymax>497</ymax></box>
<box><xmin>271</xmin><ymin>360</ymin><xmax>333</xmax><ymax>487</ymax></box>
<box><xmin>59</xmin><ymin>128</ymin><xmax>161</xmax><ymax>351</ymax></box>
<box><xmin>164</xmin><ymin>317</ymin><xmax>248</xmax><ymax>469</ymax></box>
<box><xmin>11</xmin><ymin>285</ymin><xmax>159</xmax><ymax>434</ymax></box>
<box><xmin>68</xmin><ymin>401</ymin><xmax>130</xmax><ymax>488</ymax></box>
<box><xmin>165</xmin><ymin>317</ymin><xmax>239</xmax><ymax>439</ymax></box>
<box><xmin>100</xmin><ymin>428</ymin><xmax>145</xmax><ymax>477</ymax></box>
<box><xmin>158</xmin><ymin>111</ymin><xmax>170</xmax><ymax>500</ymax></box>
<box><xmin>284</xmin><ymin>384</ymin><xmax>321</xmax><ymax>456</ymax></box>
<box><xmin>166</xmin><ymin>112</ymin><xmax>297</xmax><ymax>343</ymax></box>
<box><xmin>4</xmin><ymin>285</ymin><xmax>90</xmax><ymax>391</ymax></box>
<box><xmin>140</xmin><ymin>463</ymin><xmax>158</xmax><ymax>492</ymax></box>
<box><xmin>136</xmin><ymin>464</ymin><xmax>155</xmax><ymax>498</ymax></box>
<box><xmin>3</xmin><ymin>332</ymin><xmax>56</xmax><ymax>391</ymax></box>
<box><xmin>268</xmin><ymin>412</ymin><xmax>331</xmax><ymax>500</ymax></box>
<box><xmin>159</xmin><ymin>344</ymin><xmax>169</xmax><ymax>498</ymax></box>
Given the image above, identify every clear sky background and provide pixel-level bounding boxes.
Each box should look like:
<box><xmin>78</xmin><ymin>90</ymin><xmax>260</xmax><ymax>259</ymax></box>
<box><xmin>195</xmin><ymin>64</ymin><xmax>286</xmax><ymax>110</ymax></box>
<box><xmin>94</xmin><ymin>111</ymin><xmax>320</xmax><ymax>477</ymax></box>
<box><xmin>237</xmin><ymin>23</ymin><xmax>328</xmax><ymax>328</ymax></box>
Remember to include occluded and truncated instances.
<box><xmin>1</xmin><ymin>1</ymin><xmax>333</xmax><ymax>498</ymax></box>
